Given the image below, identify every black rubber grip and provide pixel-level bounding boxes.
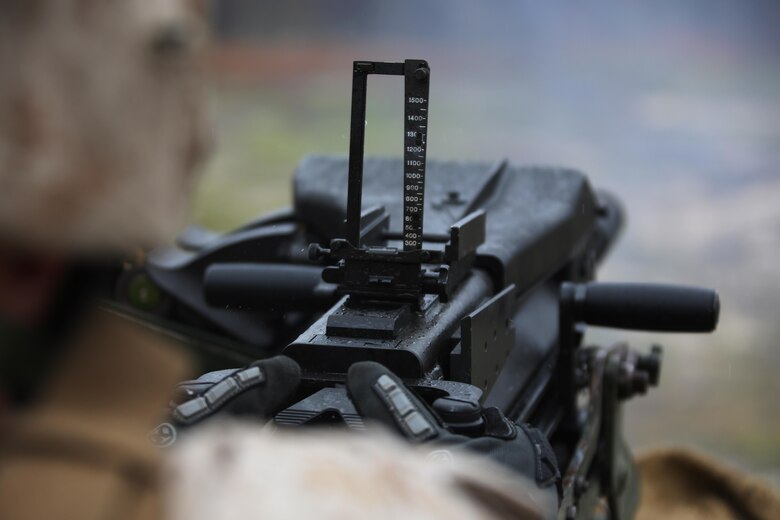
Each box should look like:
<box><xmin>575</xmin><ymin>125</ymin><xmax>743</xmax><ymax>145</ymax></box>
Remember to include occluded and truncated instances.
<box><xmin>204</xmin><ymin>264</ymin><xmax>336</xmax><ymax>310</ymax></box>
<box><xmin>568</xmin><ymin>282</ymin><xmax>719</xmax><ymax>332</ymax></box>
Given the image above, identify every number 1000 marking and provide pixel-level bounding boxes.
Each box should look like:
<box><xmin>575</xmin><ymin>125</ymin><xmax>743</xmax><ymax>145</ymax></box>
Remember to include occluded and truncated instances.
<box><xmin>403</xmin><ymin>60</ymin><xmax>429</xmax><ymax>251</ymax></box>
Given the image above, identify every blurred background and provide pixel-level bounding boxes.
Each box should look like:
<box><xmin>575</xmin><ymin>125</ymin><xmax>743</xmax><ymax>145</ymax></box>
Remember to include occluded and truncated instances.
<box><xmin>195</xmin><ymin>1</ymin><xmax>780</xmax><ymax>484</ymax></box>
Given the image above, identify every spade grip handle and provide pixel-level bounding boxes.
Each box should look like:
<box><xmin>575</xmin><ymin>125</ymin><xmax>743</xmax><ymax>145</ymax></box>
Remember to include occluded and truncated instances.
<box><xmin>204</xmin><ymin>264</ymin><xmax>336</xmax><ymax>310</ymax></box>
<box><xmin>563</xmin><ymin>282</ymin><xmax>719</xmax><ymax>332</ymax></box>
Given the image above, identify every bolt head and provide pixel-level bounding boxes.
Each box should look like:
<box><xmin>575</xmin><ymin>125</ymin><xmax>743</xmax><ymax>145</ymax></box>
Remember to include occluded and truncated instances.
<box><xmin>574</xmin><ymin>475</ymin><xmax>590</xmax><ymax>498</ymax></box>
<box><xmin>632</xmin><ymin>371</ymin><xmax>650</xmax><ymax>395</ymax></box>
<box><xmin>307</xmin><ymin>243</ymin><xmax>321</xmax><ymax>260</ymax></box>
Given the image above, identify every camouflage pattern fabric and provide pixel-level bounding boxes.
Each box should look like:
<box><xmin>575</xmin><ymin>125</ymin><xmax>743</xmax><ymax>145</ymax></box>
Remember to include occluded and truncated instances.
<box><xmin>166</xmin><ymin>422</ymin><xmax>547</xmax><ymax>520</ymax></box>
<box><xmin>0</xmin><ymin>310</ymin><xmax>191</xmax><ymax>520</ymax></box>
<box><xmin>0</xmin><ymin>0</ymin><xmax>210</xmax><ymax>253</ymax></box>
<box><xmin>637</xmin><ymin>447</ymin><xmax>780</xmax><ymax>520</ymax></box>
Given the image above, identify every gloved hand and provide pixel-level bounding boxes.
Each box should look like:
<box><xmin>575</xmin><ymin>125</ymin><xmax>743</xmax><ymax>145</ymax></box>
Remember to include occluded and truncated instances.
<box><xmin>170</xmin><ymin>355</ymin><xmax>301</xmax><ymax>426</ymax></box>
<box><xmin>345</xmin><ymin>361</ymin><xmax>561</xmax><ymax>498</ymax></box>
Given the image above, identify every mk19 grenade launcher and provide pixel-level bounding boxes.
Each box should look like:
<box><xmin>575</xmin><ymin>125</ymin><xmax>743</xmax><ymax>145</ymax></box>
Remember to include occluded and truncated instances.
<box><xmin>114</xmin><ymin>60</ymin><xmax>719</xmax><ymax>520</ymax></box>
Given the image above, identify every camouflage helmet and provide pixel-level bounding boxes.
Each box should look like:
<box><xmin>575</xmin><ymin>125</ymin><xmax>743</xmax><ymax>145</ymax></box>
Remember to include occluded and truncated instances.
<box><xmin>0</xmin><ymin>0</ymin><xmax>210</xmax><ymax>253</ymax></box>
<box><xmin>168</xmin><ymin>424</ymin><xmax>553</xmax><ymax>520</ymax></box>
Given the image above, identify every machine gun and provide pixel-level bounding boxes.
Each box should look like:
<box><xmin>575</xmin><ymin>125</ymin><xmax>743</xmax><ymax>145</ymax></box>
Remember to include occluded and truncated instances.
<box><xmin>114</xmin><ymin>59</ymin><xmax>719</xmax><ymax>519</ymax></box>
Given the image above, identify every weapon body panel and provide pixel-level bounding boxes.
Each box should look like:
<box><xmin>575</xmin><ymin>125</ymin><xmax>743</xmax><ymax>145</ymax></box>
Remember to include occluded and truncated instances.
<box><xmin>113</xmin><ymin>60</ymin><xmax>718</xmax><ymax>520</ymax></box>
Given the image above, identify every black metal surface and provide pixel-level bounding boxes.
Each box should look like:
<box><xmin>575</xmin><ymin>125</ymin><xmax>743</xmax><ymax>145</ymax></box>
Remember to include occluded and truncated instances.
<box><xmin>295</xmin><ymin>156</ymin><xmax>601</xmax><ymax>294</ymax></box>
<box><xmin>601</xmin><ymin>345</ymin><xmax>641</xmax><ymax>520</ymax></box>
<box><xmin>145</xmin><ymin>223</ymin><xmax>305</xmax><ymax>347</ymax></box>
<box><xmin>204</xmin><ymin>263</ymin><xmax>336</xmax><ymax>310</ymax></box>
<box><xmin>274</xmin><ymin>388</ymin><xmax>365</xmax><ymax>430</ymax></box>
<box><xmin>109</xmin><ymin>58</ymin><xmax>727</xmax><ymax>520</ymax></box>
<box><xmin>326</xmin><ymin>302</ymin><xmax>411</xmax><ymax>339</ymax></box>
<box><xmin>557</xmin><ymin>347</ymin><xmax>609</xmax><ymax>520</ymax></box>
<box><xmin>402</xmin><ymin>59</ymin><xmax>430</xmax><ymax>250</ymax></box>
<box><xmin>568</xmin><ymin>282</ymin><xmax>720</xmax><ymax>332</ymax></box>
<box><xmin>346</xmin><ymin>60</ymin><xmax>430</xmax><ymax>250</ymax></box>
<box><xmin>317</xmin><ymin>239</ymin><xmax>443</xmax><ymax>304</ymax></box>
<box><xmin>273</xmin><ymin>379</ymin><xmax>485</xmax><ymax>433</ymax></box>
<box><xmin>346</xmin><ymin>64</ymin><xmax>369</xmax><ymax>246</ymax></box>
<box><xmin>445</xmin><ymin>210</ymin><xmax>486</xmax><ymax>262</ymax></box>
<box><xmin>318</xmin><ymin>60</ymin><xmax>453</xmax><ymax>307</ymax></box>
<box><xmin>456</xmin><ymin>284</ymin><xmax>516</xmax><ymax>397</ymax></box>
<box><xmin>283</xmin><ymin>270</ymin><xmax>493</xmax><ymax>378</ymax></box>
<box><xmin>484</xmin><ymin>281</ymin><xmax>561</xmax><ymax>421</ymax></box>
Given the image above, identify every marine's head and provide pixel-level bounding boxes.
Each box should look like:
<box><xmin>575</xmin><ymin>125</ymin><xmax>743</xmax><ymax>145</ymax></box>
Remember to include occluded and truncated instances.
<box><xmin>0</xmin><ymin>0</ymin><xmax>210</xmax><ymax>253</ymax></box>
<box><xmin>0</xmin><ymin>0</ymin><xmax>210</xmax><ymax>404</ymax></box>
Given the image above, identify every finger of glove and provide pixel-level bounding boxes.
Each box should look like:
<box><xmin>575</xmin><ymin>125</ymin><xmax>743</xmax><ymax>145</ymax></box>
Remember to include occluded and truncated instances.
<box><xmin>172</xmin><ymin>355</ymin><xmax>301</xmax><ymax>425</ymax></box>
<box><xmin>230</xmin><ymin>355</ymin><xmax>302</xmax><ymax>417</ymax></box>
<box><xmin>346</xmin><ymin>361</ymin><xmax>443</xmax><ymax>442</ymax></box>
<box><xmin>463</xmin><ymin>425</ymin><xmax>560</xmax><ymax>492</ymax></box>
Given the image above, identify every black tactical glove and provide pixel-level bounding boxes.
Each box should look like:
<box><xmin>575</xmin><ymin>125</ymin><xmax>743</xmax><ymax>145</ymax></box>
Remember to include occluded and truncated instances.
<box><xmin>346</xmin><ymin>361</ymin><xmax>561</xmax><ymax>497</ymax></box>
<box><xmin>170</xmin><ymin>355</ymin><xmax>301</xmax><ymax>426</ymax></box>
